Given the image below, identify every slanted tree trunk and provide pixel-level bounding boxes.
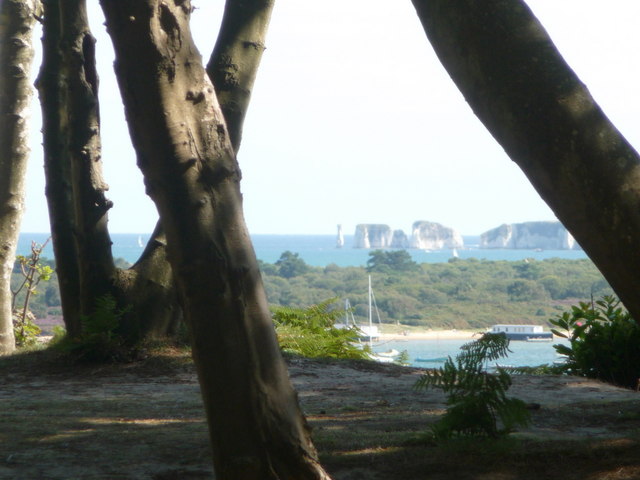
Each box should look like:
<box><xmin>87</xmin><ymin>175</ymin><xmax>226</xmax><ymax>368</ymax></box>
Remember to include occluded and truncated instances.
<box><xmin>100</xmin><ymin>1</ymin><xmax>330</xmax><ymax>478</ymax></box>
<box><xmin>0</xmin><ymin>0</ymin><xmax>40</xmax><ymax>354</ymax></box>
<box><xmin>412</xmin><ymin>0</ymin><xmax>640</xmax><ymax>320</ymax></box>
<box><xmin>207</xmin><ymin>0</ymin><xmax>274</xmax><ymax>152</ymax></box>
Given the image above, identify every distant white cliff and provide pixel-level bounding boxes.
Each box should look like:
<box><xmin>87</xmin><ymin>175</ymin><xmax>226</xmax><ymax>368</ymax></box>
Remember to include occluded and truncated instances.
<box><xmin>354</xmin><ymin>224</ymin><xmax>393</xmax><ymax>248</ymax></box>
<box><xmin>480</xmin><ymin>221</ymin><xmax>580</xmax><ymax>249</ymax></box>
<box><xmin>410</xmin><ymin>221</ymin><xmax>463</xmax><ymax>250</ymax></box>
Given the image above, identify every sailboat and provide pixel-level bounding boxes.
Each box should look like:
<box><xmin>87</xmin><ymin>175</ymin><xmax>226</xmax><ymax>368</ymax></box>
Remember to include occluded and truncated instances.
<box><xmin>356</xmin><ymin>275</ymin><xmax>380</xmax><ymax>344</ymax></box>
<box><xmin>339</xmin><ymin>276</ymin><xmax>381</xmax><ymax>343</ymax></box>
<box><xmin>364</xmin><ymin>276</ymin><xmax>399</xmax><ymax>363</ymax></box>
<box><xmin>137</xmin><ymin>235</ymin><xmax>144</xmax><ymax>248</ymax></box>
<box><xmin>339</xmin><ymin>276</ymin><xmax>397</xmax><ymax>362</ymax></box>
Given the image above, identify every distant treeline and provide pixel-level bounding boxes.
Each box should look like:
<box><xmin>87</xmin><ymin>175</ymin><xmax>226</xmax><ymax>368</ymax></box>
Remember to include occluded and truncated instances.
<box><xmin>16</xmin><ymin>251</ymin><xmax>613</xmax><ymax>331</ymax></box>
<box><xmin>259</xmin><ymin>250</ymin><xmax>613</xmax><ymax>330</ymax></box>
<box><xmin>11</xmin><ymin>257</ymin><xmax>131</xmax><ymax>321</ymax></box>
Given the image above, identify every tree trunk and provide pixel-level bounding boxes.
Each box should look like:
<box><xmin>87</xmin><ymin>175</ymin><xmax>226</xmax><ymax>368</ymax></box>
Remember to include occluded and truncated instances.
<box><xmin>412</xmin><ymin>0</ymin><xmax>640</xmax><ymax>319</ymax></box>
<box><xmin>37</xmin><ymin>0</ymin><xmax>183</xmax><ymax>341</ymax></box>
<box><xmin>0</xmin><ymin>0</ymin><xmax>40</xmax><ymax>354</ymax></box>
<box><xmin>57</xmin><ymin>0</ymin><xmax>116</xmax><ymax>314</ymax></box>
<box><xmin>113</xmin><ymin>223</ymin><xmax>182</xmax><ymax>341</ymax></box>
<box><xmin>99</xmin><ymin>1</ymin><xmax>330</xmax><ymax>478</ymax></box>
<box><xmin>207</xmin><ymin>0</ymin><xmax>274</xmax><ymax>152</ymax></box>
<box><xmin>37</xmin><ymin>0</ymin><xmax>83</xmax><ymax>336</ymax></box>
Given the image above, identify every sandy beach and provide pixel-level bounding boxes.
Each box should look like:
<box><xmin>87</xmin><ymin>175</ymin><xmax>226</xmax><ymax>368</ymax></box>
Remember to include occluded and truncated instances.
<box><xmin>379</xmin><ymin>329</ymin><xmax>481</xmax><ymax>341</ymax></box>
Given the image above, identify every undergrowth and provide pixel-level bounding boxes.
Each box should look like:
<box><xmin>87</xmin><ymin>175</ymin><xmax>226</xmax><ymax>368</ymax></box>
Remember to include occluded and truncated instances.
<box><xmin>272</xmin><ymin>299</ymin><xmax>370</xmax><ymax>360</ymax></box>
<box><xmin>415</xmin><ymin>332</ymin><xmax>530</xmax><ymax>440</ymax></box>
<box><xmin>52</xmin><ymin>294</ymin><xmax>133</xmax><ymax>363</ymax></box>
<box><xmin>550</xmin><ymin>295</ymin><xmax>640</xmax><ymax>388</ymax></box>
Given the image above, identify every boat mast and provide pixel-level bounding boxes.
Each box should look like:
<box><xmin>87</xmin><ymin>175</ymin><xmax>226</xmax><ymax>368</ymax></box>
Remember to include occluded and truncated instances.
<box><xmin>345</xmin><ymin>298</ymin><xmax>350</xmax><ymax>326</ymax></box>
<box><xmin>368</xmin><ymin>275</ymin><xmax>373</xmax><ymax>347</ymax></box>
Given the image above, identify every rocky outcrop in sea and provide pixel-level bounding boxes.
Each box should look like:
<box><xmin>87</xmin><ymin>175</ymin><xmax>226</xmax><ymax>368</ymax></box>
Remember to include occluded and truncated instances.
<box><xmin>391</xmin><ymin>229</ymin><xmax>410</xmax><ymax>249</ymax></box>
<box><xmin>354</xmin><ymin>221</ymin><xmax>463</xmax><ymax>250</ymax></box>
<box><xmin>410</xmin><ymin>221</ymin><xmax>464</xmax><ymax>250</ymax></box>
<box><xmin>480</xmin><ymin>221</ymin><xmax>580</xmax><ymax>249</ymax></box>
<box><xmin>354</xmin><ymin>224</ymin><xmax>393</xmax><ymax>248</ymax></box>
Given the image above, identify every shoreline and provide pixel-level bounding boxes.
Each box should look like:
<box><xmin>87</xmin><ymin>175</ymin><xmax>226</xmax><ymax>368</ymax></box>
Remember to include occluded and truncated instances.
<box><xmin>379</xmin><ymin>329</ymin><xmax>481</xmax><ymax>341</ymax></box>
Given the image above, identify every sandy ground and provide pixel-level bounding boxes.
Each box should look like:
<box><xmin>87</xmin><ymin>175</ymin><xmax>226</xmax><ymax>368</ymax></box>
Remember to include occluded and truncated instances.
<box><xmin>2</xmin><ymin>350</ymin><xmax>640</xmax><ymax>479</ymax></box>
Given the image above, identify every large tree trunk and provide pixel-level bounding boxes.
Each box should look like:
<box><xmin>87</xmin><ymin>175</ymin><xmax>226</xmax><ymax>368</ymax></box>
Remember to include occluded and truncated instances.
<box><xmin>37</xmin><ymin>0</ymin><xmax>83</xmax><ymax>336</ymax></box>
<box><xmin>56</xmin><ymin>0</ymin><xmax>116</xmax><ymax>314</ymax></box>
<box><xmin>37</xmin><ymin>0</ymin><xmax>273</xmax><ymax>344</ymax></box>
<box><xmin>0</xmin><ymin>0</ymin><xmax>40</xmax><ymax>354</ymax></box>
<box><xmin>412</xmin><ymin>0</ymin><xmax>640</xmax><ymax>319</ymax></box>
<box><xmin>99</xmin><ymin>1</ymin><xmax>330</xmax><ymax>478</ymax></box>
<box><xmin>37</xmin><ymin>0</ymin><xmax>182</xmax><ymax>341</ymax></box>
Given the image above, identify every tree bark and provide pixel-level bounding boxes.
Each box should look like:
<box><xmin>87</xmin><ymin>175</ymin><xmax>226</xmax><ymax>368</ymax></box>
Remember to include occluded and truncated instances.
<box><xmin>37</xmin><ymin>0</ymin><xmax>83</xmax><ymax>336</ymax></box>
<box><xmin>37</xmin><ymin>0</ymin><xmax>182</xmax><ymax>341</ymax></box>
<box><xmin>99</xmin><ymin>1</ymin><xmax>330</xmax><ymax>478</ymax></box>
<box><xmin>207</xmin><ymin>0</ymin><xmax>274</xmax><ymax>152</ymax></box>
<box><xmin>57</xmin><ymin>0</ymin><xmax>116</xmax><ymax>315</ymax></box>
<box><xmin>412</xmin><ymin>0</ymin><xmax>640</xmax><ymax>320</ymax></box>
<box><xmin>0</xmin><ymin>0</ymin><xmax>40</xmax><ymax>354</ymax></box>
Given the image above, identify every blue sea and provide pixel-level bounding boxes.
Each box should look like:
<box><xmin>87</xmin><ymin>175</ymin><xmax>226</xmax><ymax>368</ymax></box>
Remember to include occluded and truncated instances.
<box><xmin>372</xmin><ymin>338</ymin><xmax>568</xmax><ymax>369</ymax></box>
<box><xmin>17</xmin><ymin>233</ymin><xmax>588</xmax><ymax>267</ymax></box>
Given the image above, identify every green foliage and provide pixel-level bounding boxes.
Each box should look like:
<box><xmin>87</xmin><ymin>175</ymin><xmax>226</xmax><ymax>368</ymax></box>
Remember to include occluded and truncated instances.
<box><xmin>394</xmin><ymin>349</ymin><xmax>410</xmax><ymax>366</ymax></box>
<box><xmin>13</xmin><ymin>312</ymin><xmax>41</xmax><ymax>347</ymax></box>
<box><xmin>506</xmin><ymin>363</ymin><xmax>566</xmax><ymax>375</ymax></box>
<box><xmin>549</xmin><ymin>295</ymin><xmax>640</xmax><ymax>388</ymax></box>
<box><xmin>275</xmin><ymin>251</ymin><xmax>310</xmax><ymax>278</ymax></box>
<box><xmin>414</xmin><ymin>333</ymin><xmax>530</xmax><ymax>440</ymax></box>
<box><xmin>366</xmin><ymin>249</ymin><xmax>418</xmax><ymax>273</ymax></box>
<box><xmin>50</xmin><ymin>325</ymin><xmax>67</xmax><ymax>344</ymax></box>
<box><xmin>506</xmin><ymin>279</ymin><xmax>549</xmax><ymax>301</ymax></box>
<box><xmin>44</xmin><ymin>285</ymin><xmax>61</xmax><ymax>307</ymax></box>
<box><xmin>271</xmin><ymin>299</ymin><xmax>370</xmax><ymax>360</ymax></box>
<box><xmin>260</xmin><ymin>255</ymin><xmax>613</xmax><ymax>330</ymax></box>
<box><xmin>11</xmin><ymin>240</ymin><xmax>51</xmax><ymax>347</ymax></box>
<box><xmin>56</xmin><ymin>295</ymin><xmax>131</xmax><ymax>363</ymax></box>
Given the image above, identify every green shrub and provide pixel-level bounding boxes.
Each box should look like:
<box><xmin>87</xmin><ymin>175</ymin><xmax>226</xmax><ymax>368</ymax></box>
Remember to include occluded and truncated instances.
<box><xmin>12</xmin><ymin>240</ymin><xmax>51</xmax><ymax>346</ymax></box>
<box><xmin>414</xmin><ymin>333</ymin><xmax>530</xmax><ymax>440</ymax></box>
<box><xmin>271</xmin><ymin>299</ymin><xmax>370</xmax><ymax>360</ymax></box>
<box><xmin>13</xmin><ymin>311</ymin><xmax>41</xmax><ymax>347</ymax></box>
<box><xmin>394</xmin><ymin>349</ymin><xmax>410</xmax><ymax>366</ymax></box>
<box><xmin>56</xmin><ymin>295</ymin><xmax>131</xmax><ymax>362</ymax></box>
<box><xmin>550</xmin><ymin>295</ymin><xmax>640</xmax><ymax>388</ymax></box>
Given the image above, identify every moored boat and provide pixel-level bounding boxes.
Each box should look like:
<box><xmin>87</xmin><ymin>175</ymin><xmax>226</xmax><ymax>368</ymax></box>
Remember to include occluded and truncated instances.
<box><xmin>415</xmin><ymin>356</ymin><xmax>448</xmax><ymax>363</ymax></box>
<box><xmin>490</xmin><ymin>324</ymin><xmax>553</xmax><ymax>341</ymax></box>
<box><xmin>376</xmin><ymin>349</ymin><xmax>400</xmax><ymax>358</ymax></box>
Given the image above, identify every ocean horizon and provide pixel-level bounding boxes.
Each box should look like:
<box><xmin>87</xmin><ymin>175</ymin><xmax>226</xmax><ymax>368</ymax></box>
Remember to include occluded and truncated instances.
<box><xmin>17</xmin><ymin>232</ymin><xmax>588</xmax><ymax>267</ymax></box>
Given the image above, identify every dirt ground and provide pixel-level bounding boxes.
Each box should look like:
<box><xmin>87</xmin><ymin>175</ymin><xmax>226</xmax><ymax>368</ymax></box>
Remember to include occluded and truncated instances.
<box><xmin>1</xmin><ymin>348</ymin><xmax>640</xmax><ymax>479</ymax></box>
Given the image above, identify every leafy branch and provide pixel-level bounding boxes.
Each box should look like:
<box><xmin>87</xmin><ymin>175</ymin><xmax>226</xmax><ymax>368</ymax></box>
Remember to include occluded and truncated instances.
<box><xmin>11</xmin><ymin>239</ymin><xmax>52</xmax><ymax>346</ymax></box>
<box><xmin>415</xmin><ymin>332</ymin><xmax>530</xmax><ymax>440</ymax></box>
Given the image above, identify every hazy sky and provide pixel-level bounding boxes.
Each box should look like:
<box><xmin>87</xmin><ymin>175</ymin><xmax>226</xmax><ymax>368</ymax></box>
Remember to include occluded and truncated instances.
<box><xmin>21</xmin><ymin>1</ymin><xmax>639</xmax><ymax>236</ymax></box>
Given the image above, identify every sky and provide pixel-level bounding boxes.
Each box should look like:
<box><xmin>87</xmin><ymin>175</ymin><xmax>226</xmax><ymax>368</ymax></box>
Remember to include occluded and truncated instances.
<box><xmin>21</xmin><ymin>1</ymin><xmax>640</xmax><ymax>236</ymax></box>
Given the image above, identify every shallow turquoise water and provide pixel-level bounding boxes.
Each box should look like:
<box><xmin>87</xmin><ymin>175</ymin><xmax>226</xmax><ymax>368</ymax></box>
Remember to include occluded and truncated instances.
<box><xmin>372</xmin><ymin>337</ymin><xmax>569</xmax><ymax>368</ymax></box>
